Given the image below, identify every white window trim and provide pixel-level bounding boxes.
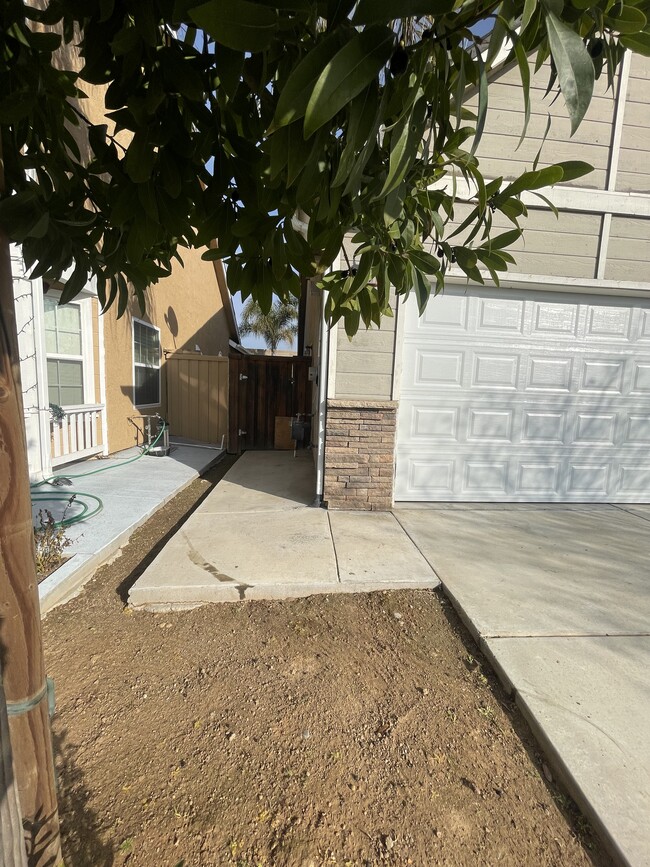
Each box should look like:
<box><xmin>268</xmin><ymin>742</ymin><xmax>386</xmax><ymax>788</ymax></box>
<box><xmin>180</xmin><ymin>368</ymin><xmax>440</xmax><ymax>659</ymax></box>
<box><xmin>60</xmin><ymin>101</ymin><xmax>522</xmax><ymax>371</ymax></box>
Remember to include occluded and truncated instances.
<box><xmin>132</xmin><ymin>317</ymin><xmax>161</xmax><ymax>408</ymax></box>
<box><xmin>44</xmin><ymin>289</ymin><xmax>96</xmax><ymax>408</ymax></box>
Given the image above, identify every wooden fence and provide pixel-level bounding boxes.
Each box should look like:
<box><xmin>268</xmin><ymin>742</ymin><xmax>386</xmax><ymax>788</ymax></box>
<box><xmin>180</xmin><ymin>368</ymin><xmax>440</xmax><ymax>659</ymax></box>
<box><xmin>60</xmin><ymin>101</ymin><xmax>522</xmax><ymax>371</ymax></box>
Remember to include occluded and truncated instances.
<box><xmin>165</xmin><ymin>353</ymin><xmax>228</xmax><ymax>447</ymax></box>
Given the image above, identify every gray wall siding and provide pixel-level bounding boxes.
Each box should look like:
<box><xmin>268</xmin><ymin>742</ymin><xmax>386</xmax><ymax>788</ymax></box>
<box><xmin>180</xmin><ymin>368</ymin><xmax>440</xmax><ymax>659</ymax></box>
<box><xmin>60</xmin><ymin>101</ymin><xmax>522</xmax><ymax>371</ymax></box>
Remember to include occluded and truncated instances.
<box><xmin>430</xmin><ymin>206</ymin><xmax>602</xmax><ymax>279</ymax></box>
<box><xmin>332</xmin><ymin>54</ymin><xmax>650</xmax><ymax>399</ymax></box>
<box><xmin>334</xmin><ymin>296</ymin><xmax>397</xmax><ymax>401</ymax></box>
<box><xmin>618</xmin><ymin>54</ymin><xmax>650</xmax><ymax>194</ymax></box>
<box><xmin>466</xmin><ymin>60</ymin><xmax>616</xmax><ymax>189</ymax></box>
<box><xmin>605</xmin><ymin>216</ymin><xmax>650</xmax><ymax>282</ymax></box>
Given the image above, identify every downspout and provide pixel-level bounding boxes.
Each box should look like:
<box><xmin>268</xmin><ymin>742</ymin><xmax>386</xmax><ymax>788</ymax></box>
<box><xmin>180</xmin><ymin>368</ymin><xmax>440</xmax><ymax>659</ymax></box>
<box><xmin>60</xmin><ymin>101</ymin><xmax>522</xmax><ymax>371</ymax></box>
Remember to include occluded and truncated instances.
<box><xmin>290</xmin><ymin>211</ymin><xmax>333</xmax><ymax>505</ymax></box>
<box><xmin>315</xmin><ymin>286</ymin><xmax>329</xmax><ymax>503</ymax></box>
<box><xmin>315</xmin><ymin>253</ymin><xmax>340</xmax><ymax>503</ymax></box>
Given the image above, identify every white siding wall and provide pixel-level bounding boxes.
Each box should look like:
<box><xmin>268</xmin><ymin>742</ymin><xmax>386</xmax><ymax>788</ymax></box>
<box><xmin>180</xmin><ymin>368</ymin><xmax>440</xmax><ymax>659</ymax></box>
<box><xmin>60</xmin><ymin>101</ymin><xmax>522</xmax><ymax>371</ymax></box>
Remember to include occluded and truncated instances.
<box><xmin>12</xmin><ymin>247</ymin><xmax>50</xmax><ymax>479</ymax></box>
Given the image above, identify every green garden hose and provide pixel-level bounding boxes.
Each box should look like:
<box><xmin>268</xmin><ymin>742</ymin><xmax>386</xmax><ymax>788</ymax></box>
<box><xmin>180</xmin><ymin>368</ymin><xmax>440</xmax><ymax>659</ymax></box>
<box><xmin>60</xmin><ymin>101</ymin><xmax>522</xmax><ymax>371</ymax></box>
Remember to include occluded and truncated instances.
<box><xmin>30</xmin><ymin>422</ymin><xmax>167</xmax><ymax>528</ymax></box>
<box><xmin>31</xmin><ymin>491</ymin><xmax>104</xmax><ymax>527</ymax></box>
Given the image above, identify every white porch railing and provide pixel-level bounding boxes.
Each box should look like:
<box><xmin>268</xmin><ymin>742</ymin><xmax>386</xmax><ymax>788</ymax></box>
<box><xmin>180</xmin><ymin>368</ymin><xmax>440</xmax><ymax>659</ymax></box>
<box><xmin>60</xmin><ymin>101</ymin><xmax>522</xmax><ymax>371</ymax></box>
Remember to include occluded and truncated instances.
<box><xmin>50</xmin><ymin>404</ymin><xmax>105</xmax><ymax>467</ymax></box>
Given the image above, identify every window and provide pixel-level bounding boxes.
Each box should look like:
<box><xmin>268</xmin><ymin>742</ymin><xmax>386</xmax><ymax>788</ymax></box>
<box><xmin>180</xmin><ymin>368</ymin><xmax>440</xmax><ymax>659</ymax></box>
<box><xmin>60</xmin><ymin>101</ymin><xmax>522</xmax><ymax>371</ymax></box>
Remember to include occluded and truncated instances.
<box><xmin>133</xmin><ymin>319</ymin><xmax>161</xmax><ymax>406</ymax></box>
<box><xmin>44</xmin><ymin>295</ymin><xmax>84</xmax><ymax>406</ymax></box>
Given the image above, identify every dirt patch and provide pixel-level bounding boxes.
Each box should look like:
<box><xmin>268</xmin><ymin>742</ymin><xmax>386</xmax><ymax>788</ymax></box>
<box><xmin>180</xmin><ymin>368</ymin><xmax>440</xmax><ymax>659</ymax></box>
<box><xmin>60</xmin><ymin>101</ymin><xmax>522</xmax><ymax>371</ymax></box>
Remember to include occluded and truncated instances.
<box><xmin>42</xmin><ymin>457</ymin><xmax>611</xmax><ymax>867</ymax></box>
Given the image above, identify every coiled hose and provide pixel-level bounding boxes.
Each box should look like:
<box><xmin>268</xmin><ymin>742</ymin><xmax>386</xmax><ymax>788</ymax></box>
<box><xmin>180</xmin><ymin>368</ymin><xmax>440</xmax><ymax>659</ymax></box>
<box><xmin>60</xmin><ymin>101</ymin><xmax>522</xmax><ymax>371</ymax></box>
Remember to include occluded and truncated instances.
<box><xmin>30</xmin><ymin>422</ymin><xmax>167</xmax><ymax>528</ymax></box>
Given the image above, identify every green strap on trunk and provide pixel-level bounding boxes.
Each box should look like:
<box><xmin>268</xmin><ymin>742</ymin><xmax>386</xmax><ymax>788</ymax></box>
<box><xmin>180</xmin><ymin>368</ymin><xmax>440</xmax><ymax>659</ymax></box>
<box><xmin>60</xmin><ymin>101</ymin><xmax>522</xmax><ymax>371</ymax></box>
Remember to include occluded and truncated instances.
<box><xmin>5</xmin><ymin>677</ymin><xmax>55</xmax><ymax>718</ymax></box>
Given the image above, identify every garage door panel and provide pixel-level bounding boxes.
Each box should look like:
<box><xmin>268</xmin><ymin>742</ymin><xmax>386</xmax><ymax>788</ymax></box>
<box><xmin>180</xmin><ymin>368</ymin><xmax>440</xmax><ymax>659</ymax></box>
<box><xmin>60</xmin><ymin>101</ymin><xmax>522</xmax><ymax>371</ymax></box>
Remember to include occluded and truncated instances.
<box><xmin>395</xmin><ymin>289</ymin><xmax>650</xmax><ymax>502</ymax></box>
<box><xmin>395</xmin><ymin>447</ymin><xmax>650</xmax><ymax>502</ymax></box>
<box><xmin>640</xmin><ymin>310</ymin><xmax>650</xmax><ymax>341</ymax></box>
<box><xmin>403</xmin><ymin>396</ymin><xmax>647</xmax><ymax>450</ymax></box>
<box><xmin>632</xmin><ymin>361</ymin><xmax>650</xmax><ymax>394</ymax></box>
<box><xmin>531</xmin><ymin>301</ymin><xmax>579</xmax><ymax>337</ymax></box>
<box><xmin>586</xmin><ymin>304</ymin><xmax>634</xmax><ymax>340</ymax></box>
<box><xmin>403</xmin><ymin>344</ymin><xmax>650</xmax><ymax>398</ymax></box>
<box><xmin>476</xmin><ymin>296</ymin><xmax>525</xmax><ymax>333</ymax></box>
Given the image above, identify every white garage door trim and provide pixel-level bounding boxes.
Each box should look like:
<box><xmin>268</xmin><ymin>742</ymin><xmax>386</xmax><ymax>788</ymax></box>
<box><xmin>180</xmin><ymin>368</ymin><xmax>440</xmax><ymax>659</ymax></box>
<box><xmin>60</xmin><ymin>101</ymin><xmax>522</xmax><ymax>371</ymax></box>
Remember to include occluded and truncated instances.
<box><xmin>394</xmin><ymin>287</ymin><xmax>650</xmax><ymax>503</ymax></box>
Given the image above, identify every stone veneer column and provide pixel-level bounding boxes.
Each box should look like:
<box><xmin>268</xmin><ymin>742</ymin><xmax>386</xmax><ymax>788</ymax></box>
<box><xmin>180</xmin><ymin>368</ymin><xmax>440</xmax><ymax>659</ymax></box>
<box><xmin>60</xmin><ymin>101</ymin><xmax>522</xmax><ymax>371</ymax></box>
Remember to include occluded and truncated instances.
<box><xmin>323</xmin><ymin>399</ymin><xmax>397</xmax><ymax>510</ymax></box>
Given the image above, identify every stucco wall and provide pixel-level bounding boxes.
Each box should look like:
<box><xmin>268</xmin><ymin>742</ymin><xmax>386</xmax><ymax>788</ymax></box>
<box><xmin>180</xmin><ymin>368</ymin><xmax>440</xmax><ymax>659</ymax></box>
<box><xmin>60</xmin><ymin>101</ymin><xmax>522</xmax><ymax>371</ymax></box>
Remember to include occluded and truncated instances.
<box><xmin>102</xmin><ymin>250</ymin><xmax>232</xmax><ymax>453</ymax></box>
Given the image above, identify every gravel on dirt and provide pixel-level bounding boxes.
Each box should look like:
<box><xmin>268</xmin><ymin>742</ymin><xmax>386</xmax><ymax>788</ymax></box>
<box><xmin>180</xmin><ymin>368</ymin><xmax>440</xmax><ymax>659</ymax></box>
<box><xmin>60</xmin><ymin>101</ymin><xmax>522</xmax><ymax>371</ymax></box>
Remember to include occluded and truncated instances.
<box><xmin>42</xmin><ymin>456</ymin><xmax>612</xmax><ymax>867</ymax></box>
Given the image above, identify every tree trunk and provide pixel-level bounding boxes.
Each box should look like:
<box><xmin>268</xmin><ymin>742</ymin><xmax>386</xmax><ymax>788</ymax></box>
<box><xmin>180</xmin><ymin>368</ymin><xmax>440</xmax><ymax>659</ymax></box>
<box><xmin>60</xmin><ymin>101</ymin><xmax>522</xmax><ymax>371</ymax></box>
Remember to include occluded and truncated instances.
<box><xmin>1</xmin><ymin>671</ymin><xmax>28</xmax><ymax>867</ymax></box>
<box><xmin>0</xmin><ymin>226</ymin><xmax>62</xmax><ymax>864</ymax></box>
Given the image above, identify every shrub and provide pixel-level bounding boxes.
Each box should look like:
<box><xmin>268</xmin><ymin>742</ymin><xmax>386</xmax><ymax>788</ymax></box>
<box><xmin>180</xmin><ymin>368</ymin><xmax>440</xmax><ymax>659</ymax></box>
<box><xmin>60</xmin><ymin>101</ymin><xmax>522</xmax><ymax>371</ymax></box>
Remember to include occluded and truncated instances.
<box><xmin>33</xmin><ymin>498</ymin><xmax>74</xmax><ymax>576</ymax></box>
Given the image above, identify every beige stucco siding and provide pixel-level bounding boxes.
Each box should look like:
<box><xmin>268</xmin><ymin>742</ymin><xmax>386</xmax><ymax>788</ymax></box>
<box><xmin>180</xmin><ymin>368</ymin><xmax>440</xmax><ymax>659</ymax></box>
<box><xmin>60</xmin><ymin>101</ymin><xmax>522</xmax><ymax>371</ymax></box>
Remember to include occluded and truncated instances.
<box><xmin>102</xmin><ymin>249</ymin><xmax>232</xmax><ymax>453</ymax></box>
<box><xmin>466</xmin><ymin>60</ymin><xmax>616</xmax><ymax>190</ymax></box>
<box><xmin>617</xmin><ymin>54</ymin><xmax>650</xmax><ymax>194</ymax></box>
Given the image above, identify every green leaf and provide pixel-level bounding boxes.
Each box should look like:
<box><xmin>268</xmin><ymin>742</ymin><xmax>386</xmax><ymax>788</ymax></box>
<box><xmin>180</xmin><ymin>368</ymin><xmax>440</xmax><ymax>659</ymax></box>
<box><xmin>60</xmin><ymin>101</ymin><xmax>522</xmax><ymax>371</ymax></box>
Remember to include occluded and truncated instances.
<box><xmin>269</xmin><ymin>32</ymin><xmax>346</xmax><ymax>132</ymax></box>
<box><xmin>604</xmin><ymin>5</ymin><xmax>647</xmax><ymax>34</ymax></box>
<box><xmin>554</xmin><ymin>160</ymin><xmax>593</xmax><ymax>182</ymax></box>
<box><xmin>413</xmin><ymin>268</ymin><xmax>431</xmax><ymax>316</ymax></box>
<box><xmin>453</xmin><ymin>247</ymin><xmax>478</xmax><ymax>272</ymax></box>
<box><xmin>544</xmin><ymin>12</ymin><xmax>594</xmax><ymax>135</ymax></box>
<box><xmin>326</xmin><ymin>0</ymin><xmax>356</xmax><ymax>27</ymax></box>
<box><xmin>286</xmin><ymin>122</ymin><xmax>315</xmax><ymax>186</ymax></box>
<box><xmin>201</xmin><ymin>246</ymin><xmax>230</xmax><ymax>261</ymax></box>
<box><xmin>620</xmin><ymin>31</ymin><xmax>650</xmax><ymax>56</ymax></box>
<box><xmin>116</xmin><ymin>274</ymin><xmax>130</xmax><ymax>318</ymax></box>
<box><xmin>344</xmin><ymin>307</ymin><xmax>361</xmax><ymax>339</ymax></box>
<box><xmin>189</xmin><ymin>0</ymin><xmax>278</xmax><ymax>53</ymax></box>
<box><xmin>215</xmin><ymin>46</ymin><xmax>244</xmax><ymax>97</ymax></box>
<box><xmin>499</xmin><ymin>164</ymin><xmax>564</xmax><ymax>198</ymax></box>
<box><xmin>513</xmin><ymin>39</ymin><xmax>531</xmax><ymax>147</ymax></box>
<box><xmin>349</xmin><ymin>252</ymin><xmax>375</xmax><ymax>295</ymax></box>
<box><xmin>352</xmin><ymin>0</ymin><xmax>454</xmax><ymax>25</ymax></box>
<box><xmin>471</xmin><ymin>44</ymin><xmax>488</xmax><ymax>155</ymax></box>
<box><xmin>304</xmin><ymin>26</ymin><xmax>394</xmax><ymax>139</ymax></box>
<box><xmin>521</xmin><ymin>0</ymin><xmax>537</xmax><ymax>32</ymax></box>
<box><xmin>485</xmin><ymin>228</ymin><xmax>522</xmax><ymax>249</ymax></box>
<box><xmin>375</xmin><ymin>97</ymin><xmax>427</xmax><ymax>200</ymax></box>
<box><xmin>408</xmin><ymin>249</ymin><xmax>440</xmax><ymax>275</ymax></box>
<box><xmin>125</xmin><ymin>131</ymin><xmax>156</xmax><ymax>183</ymax></box>
<box><xmin>332</xmin><ymin>86</ymin><xmax>377</xmax><ymax>188</ymax></box>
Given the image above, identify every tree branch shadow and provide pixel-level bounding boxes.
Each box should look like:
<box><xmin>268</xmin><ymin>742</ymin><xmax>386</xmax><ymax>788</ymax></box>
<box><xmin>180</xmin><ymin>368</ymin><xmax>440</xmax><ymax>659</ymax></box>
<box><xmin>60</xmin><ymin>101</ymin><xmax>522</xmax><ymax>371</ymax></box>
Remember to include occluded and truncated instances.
<box><xmin>49</xmin><ymin>726</ymin><xmax>114</xmax><ymax>867</ymax></box>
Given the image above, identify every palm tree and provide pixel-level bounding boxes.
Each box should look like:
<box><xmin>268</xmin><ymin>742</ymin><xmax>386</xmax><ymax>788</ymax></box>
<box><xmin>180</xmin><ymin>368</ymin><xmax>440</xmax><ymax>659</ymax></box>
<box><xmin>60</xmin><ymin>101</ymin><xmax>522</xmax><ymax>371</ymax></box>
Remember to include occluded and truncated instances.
<box><xmin>239</xmin><ymin>297</ymin><xmax>299</xmax><ymax>355</ymax></box>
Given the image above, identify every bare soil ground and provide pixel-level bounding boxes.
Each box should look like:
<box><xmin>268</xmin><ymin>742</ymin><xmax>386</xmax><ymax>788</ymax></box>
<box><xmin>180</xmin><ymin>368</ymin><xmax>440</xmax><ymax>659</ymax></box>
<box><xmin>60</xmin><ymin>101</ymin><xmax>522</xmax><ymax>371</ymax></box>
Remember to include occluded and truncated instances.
<box><xmin>42</xmin><ymin>457</ymin><xmax>612</xmax><ymax>867</ymax></box>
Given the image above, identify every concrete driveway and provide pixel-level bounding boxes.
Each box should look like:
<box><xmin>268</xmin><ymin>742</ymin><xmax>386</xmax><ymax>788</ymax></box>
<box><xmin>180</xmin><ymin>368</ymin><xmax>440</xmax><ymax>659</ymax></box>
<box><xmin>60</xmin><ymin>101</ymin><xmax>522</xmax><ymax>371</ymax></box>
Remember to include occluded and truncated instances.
<box><xmin>395</xmin><ymin>504</ymin><xmax>650</xmax><ymax>867</ymax></box>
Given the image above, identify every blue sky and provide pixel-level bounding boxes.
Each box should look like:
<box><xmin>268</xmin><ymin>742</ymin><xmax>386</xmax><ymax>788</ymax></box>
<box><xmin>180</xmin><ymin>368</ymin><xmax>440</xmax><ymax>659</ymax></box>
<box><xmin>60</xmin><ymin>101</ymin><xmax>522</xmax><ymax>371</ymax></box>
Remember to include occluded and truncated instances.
<box><xmin>232</xmin><ymin>291</ymin><xmax>297</xmax><ymax>353</ymax></box>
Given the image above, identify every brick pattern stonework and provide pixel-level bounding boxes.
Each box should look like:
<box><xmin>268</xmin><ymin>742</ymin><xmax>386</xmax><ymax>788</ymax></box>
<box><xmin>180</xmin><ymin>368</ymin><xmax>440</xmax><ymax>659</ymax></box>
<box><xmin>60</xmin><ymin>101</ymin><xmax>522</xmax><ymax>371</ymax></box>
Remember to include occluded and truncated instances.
<box><xmin>323</xmin><ymin>399</ymin><xmax>397</xmax><ymax>511</ymax></box>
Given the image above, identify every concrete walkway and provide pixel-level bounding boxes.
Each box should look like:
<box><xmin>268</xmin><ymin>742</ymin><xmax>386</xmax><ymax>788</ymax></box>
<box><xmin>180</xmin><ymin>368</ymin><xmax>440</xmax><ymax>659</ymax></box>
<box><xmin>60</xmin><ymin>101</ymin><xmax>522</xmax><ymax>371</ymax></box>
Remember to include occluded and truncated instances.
<box><xmin>128</xmin><ymin>451</ymin><xmax>439</xmax><ymax>608</ymax></box>
<box><xmin>128</xmin><ymin>452</ymin><xmax>649</xmax><ymax>866</ymax></box>
<box><xmin>396</xmin><ymin>505</ymin><xmax>650</xmax><ymax>867</ymax></box>
<box><xmin>36</xmin><ymin>440</ymin><xmax>223</xmax><ymax>614</ymax></box>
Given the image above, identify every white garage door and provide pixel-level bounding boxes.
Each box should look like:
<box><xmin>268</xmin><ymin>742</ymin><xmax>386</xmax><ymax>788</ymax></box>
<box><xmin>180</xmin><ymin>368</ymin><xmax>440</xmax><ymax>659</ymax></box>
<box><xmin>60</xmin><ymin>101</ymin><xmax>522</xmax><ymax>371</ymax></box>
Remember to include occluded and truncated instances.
<box><xmin>395</xmin><ymin>287</ymin><xmax>650</xmax><ymax>502</ymax></box>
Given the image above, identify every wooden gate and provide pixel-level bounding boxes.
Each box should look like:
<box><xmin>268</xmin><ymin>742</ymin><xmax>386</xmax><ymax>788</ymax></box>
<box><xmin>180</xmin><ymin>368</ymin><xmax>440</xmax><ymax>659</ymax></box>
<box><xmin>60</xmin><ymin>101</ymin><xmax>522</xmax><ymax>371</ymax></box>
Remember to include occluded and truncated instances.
<box><xmin>229</xmin><ymin>355</ymin><xmax>311</xmax><ymax>452</ymax></box>
<box><xmin>166</xmin><ymin>353</ymin><xmax>229</xmax><ymax>446</ymax></box>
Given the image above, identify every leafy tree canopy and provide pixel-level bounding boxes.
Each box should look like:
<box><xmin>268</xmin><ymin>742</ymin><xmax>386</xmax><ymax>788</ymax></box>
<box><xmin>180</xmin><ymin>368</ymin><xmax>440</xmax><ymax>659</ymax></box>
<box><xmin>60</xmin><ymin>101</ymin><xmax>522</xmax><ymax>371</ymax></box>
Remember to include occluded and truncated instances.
<box><xmin>1</xmin><ymin>0</ymin><xmax>649</xmax><ymax>336</ymax></box>
<box><xmin>239</xmin><ymin>295</ymin><xmax>299</xmax><ymax>353</ymax></box>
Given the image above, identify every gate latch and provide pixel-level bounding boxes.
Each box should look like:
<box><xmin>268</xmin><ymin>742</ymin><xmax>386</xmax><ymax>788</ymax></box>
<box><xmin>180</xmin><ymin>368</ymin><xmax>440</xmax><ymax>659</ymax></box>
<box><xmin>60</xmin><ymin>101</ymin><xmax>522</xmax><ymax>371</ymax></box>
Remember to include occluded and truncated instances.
<box><xmin>238</xmin><ymin>429</ymin><xmax>247</xmax><ymax>436</ymax></box>
<box><xmin>239</xmin><ymin>373</ymin><xmax>248</xmax><ymax>381</ymax></box>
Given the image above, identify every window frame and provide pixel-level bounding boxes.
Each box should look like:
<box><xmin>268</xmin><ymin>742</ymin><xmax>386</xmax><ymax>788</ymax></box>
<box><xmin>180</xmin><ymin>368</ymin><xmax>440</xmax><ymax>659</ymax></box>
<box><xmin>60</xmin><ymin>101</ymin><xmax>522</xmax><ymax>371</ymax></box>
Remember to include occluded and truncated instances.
<box><xmin>43</xmin><ymin>290</ymin><xmax>95</xmax><ymax>409</ymax></box>
<box><xmin>132</xmin><ymin>317</ymin><xmax>161</xmax><ymax>408</ymax></box>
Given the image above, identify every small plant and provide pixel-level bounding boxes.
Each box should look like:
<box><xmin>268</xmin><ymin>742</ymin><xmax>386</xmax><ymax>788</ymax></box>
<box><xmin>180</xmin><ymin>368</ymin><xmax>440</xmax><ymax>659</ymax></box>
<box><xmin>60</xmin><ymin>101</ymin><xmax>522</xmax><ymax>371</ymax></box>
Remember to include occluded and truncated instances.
<box><xmin>49</xmin><ymin>402</ymin><xmax>66</xmax><ymax>422</ymax></box>
<box><xmin>33</xmin><ymin>498</ymin><xmax>74</xmax><ymax>576</ymax></box>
